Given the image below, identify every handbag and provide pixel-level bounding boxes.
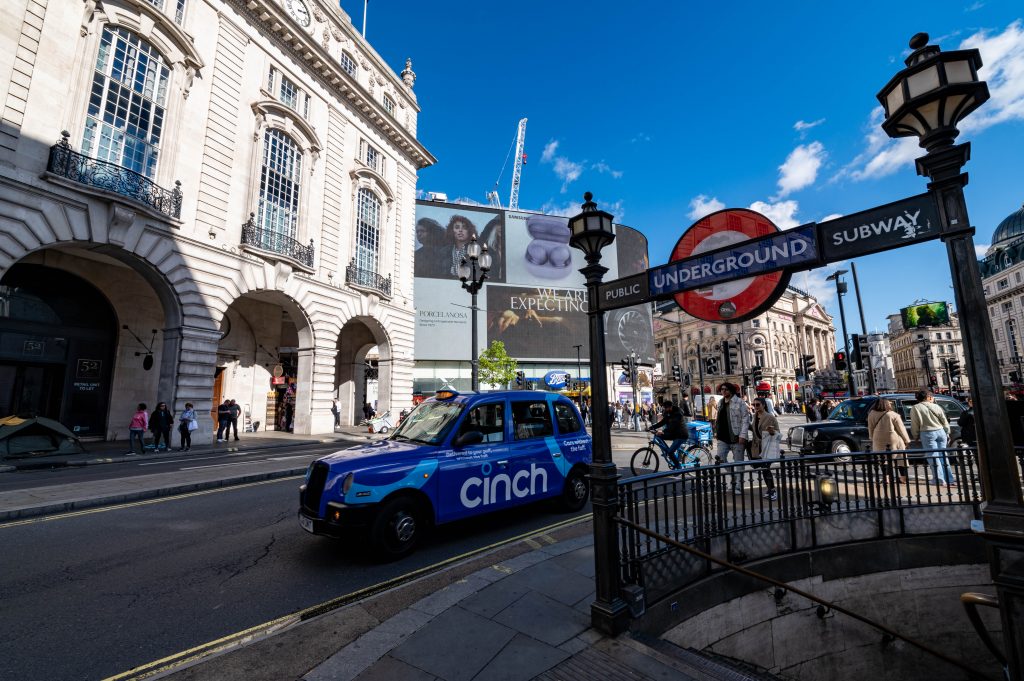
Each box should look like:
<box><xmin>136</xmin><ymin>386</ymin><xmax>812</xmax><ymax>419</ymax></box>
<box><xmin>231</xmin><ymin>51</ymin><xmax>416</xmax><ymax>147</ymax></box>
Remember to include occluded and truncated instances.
<box><xmin>188</xmin><ymin>419</ymin><xmax>199</xmax><ymax>432</ymax></box>
<box><xmin>761</xmin><ymin>432</ymin><xmax>782</xmax><ymax>459</ymax></box>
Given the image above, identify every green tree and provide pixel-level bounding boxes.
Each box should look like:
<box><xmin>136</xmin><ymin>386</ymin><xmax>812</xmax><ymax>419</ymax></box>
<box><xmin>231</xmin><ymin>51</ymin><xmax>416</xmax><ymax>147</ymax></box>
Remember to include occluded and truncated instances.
<box><xmin>478</xmin><ymin>340</ymin><xmax>518</xmax><ymax>389</ymax></box>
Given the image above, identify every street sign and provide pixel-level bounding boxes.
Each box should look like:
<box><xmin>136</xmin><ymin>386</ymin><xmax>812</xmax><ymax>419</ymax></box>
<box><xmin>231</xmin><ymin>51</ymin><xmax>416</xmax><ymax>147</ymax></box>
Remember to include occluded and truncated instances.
<box><xmin>597</xmin><ymin>272</ymin><xmax>648</xmax><ymax>310</ymax></box>
<box><xmin>657</xmin><ymin>209</ymin><xmax>817</xmax><ymax>322</ymax></box>
<box><xmin>819</xmin><ymin>193</ymin><xmax>940</xmax><ymax>261</ymax></box>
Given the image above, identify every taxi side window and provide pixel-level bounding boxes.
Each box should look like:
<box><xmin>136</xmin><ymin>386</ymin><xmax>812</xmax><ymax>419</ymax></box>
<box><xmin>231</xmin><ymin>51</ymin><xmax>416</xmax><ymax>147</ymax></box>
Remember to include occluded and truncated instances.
<box><xmin>553</xmin><ymin>402</ymin><xmax>582</xmax><ymax>434</ymax></box>
<box><xmin>457</xmin><ymin>403</ymin><xmax>505</xmax><ymax>444</ymax></box>
<box><xmin>936</xmin><ymin>399</ymin><xmax>963</xmax><ymax>422</ymax></box>
<box><xmin>512</xmin><ymin>401</ymin><xmax>554</xmax><ymax>440</ymax></box>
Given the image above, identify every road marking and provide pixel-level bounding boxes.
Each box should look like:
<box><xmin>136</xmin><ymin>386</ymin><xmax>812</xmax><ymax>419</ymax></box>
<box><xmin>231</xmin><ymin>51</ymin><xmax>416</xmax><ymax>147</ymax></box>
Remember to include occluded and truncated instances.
<box><xmin>102</xmin><ymin>512</ymin><xmax>591</xmax><ymax>681</ymax></box>
<box><xmin>0</xmin><ymin>477</ymin><xmax>302</xmax><ymax>529</ymax></box>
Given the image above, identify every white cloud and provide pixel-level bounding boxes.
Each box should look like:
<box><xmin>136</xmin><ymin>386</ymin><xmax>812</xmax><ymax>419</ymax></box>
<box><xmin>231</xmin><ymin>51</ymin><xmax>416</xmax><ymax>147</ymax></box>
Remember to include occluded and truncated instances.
<box><xmin>841</xmin><ymin>21</ymin><xmax>1024</xmax><ymax>181</ymax></box>
<box><xmin>592</xmin><ymin>161</ymin><xmax>623</xmax><ymax>179</ymax></box>
<box><xmin>820</xmin><ymin>213</ymin><xmax>844</xmax><ymax>222</ymax></box>
<box><xmin>687</xmin><ymin>194</ymin><xmax>725</xmax><ymax>220</ymax></box>
<box><xmin>631</xmin><ymin>133</ymin><xmax>651</xmax><ymax>143</ymax></box>
<box><xmin>776</xmin><ymin>141</ymin><xmax>826</xmax><ymax>197</ymax></box>
<box><xmin>539</xmin><ymin>198</ymin><xmax>625</xmax><ymax>221</ymax></box>
<box><xmin>794</xmin><ymin>118</ymin><xmax>825</xmax><ymax>139</ymax></box>
<box><xmin>541</xmin><ymin>140</ymin><xmax>559</xmax><ymax>163</ymax></box>
<box><xmin>976</xmin><ymin>243</ymin><xmax>991</xmax><ymax>257</ymax></box>
<box><xmin>541</xmin><ymin>139</ymin><xmax>585</xmax><ymax>193</ymax></box>
<box><xmin>748</xmin><ymin>199</ymin><xmax>801</xmax><ymax>229</ymax></box>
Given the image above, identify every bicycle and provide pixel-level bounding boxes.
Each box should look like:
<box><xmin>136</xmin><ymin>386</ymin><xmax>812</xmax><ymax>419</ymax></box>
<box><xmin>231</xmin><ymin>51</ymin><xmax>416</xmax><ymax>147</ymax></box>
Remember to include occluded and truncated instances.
<box><xmin>630</xmin><ymin>430</ymin><xmax>714</xmax><ymax>476</ymax></box>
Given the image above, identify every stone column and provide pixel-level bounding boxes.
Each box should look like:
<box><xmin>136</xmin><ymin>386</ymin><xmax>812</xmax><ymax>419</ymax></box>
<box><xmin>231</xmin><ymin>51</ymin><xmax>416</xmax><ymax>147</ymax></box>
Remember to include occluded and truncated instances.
<box><xmin>173</xmin><ymin>324</ymin><xmax>222</xmax><ymax>445</ymax></box>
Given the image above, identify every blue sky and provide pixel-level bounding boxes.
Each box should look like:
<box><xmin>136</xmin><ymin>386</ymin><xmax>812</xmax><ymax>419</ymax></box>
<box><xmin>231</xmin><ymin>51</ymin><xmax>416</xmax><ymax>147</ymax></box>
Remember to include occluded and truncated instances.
<box><xmin>344</xmin><ymin>0</ymin><xmax>1023</xmax><ymax>336</ymax></box>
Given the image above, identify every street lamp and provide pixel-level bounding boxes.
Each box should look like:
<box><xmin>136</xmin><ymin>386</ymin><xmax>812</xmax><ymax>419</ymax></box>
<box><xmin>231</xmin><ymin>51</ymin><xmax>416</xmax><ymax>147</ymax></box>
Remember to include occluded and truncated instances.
<box><xmin>825</xmin><ymin>270</ymin><xmax>856</xmax><ymax>397</ymax></box>
<box><xmin>457</xmin><ymin>236</ymin><xmax>492</xmax><ymax>391</ymax></box>
<box><xmin>879</xmin><ymin>32</ymin><xmax>1024</xmax><ymax>674</ymax></box>
<box><xmin>568</xmin><ymin>192</ymin><xmax>628</xmax><ymax>635</ymax></box>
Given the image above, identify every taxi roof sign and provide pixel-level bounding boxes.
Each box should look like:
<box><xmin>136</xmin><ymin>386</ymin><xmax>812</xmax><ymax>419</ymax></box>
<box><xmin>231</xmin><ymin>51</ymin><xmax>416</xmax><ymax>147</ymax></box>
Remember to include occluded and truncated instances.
<box><xmin>434</xmin><ymin>389</ymin><xmax>460</xmax><ymax>401</ymax></box>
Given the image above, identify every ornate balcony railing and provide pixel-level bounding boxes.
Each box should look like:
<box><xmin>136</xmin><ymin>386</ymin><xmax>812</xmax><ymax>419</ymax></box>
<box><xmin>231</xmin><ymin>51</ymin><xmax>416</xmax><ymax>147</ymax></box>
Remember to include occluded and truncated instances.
<box><xmin>46</xmin><ymin>131</ymin><xmax>182</xmax><ymax>219</ymax></box>
<box><xmin>346</xmin><ymin>259</ymin><xmax>391</xmax><ymax>297</ymax></box>
<box><xmin>240</xmin><ymin>213</ymin><xmax>315</xmax><ymax>268</ymax></box>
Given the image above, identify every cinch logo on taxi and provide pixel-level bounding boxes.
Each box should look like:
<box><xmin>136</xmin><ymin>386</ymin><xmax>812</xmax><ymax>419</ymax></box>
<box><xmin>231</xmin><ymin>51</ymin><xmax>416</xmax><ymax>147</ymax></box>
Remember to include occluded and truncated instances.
<box><xmin>459</xmin><ymin>462</ymin><xmax>549</xmax><ymax>508</ymax></box>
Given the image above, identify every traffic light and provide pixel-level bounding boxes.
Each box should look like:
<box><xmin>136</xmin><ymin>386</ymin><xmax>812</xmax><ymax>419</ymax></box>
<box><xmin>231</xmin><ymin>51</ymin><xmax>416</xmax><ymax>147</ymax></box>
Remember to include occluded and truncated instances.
<box><xmin>751</xmin><ymin>365</ymin><xmax>763</xmax><ymax>382</ymax></box>
<box><xmin>705</xmin><ymin>357</ymin><xmax>719</xmax><ymax>375</ymax></box>
<box><xmin>671</xmin><ymin>364</ymin><xmax>681</xmax><ymax>382</ymax></box>
<box><xmin>722</xmin><ymin>340</ymin><xmax>732</xmax><ymax>374</ymax></box>
<box><xmin>850</xmin><ymin>335</ymin><xmax>863</xmax><ymax>370</ymax></box>
<box><xmin>948</xmin><ymin>358</ymin><xmax>961</xmax><ymax>378</ymax></box>
<box><xmin>803</xmin><ymin>354</ymin><xmax>816</xmax><ymax>375</ymax></box>
<box><xmin>515</xmin><ymin>370</ymin><xmax>525</xmax><ymax>387</ymax></box>
<box><xmin>683</xmin><ymin>372</ymin><xmax>692</xmax><ymax>387</ymax></box>
<box><xmin>834</xmin><ymin>351</ymin><xmax>847</xmax><ymax>371</ymax></box>
<box><xmin>1011</xmin><ymin>370</ymin><xmax>1021</xmax><ymax>383</ymax></box>
<box><xmin>729</xmin><ymin>342</ymin><xmax>740</xmax><ymax>374</ymax></box>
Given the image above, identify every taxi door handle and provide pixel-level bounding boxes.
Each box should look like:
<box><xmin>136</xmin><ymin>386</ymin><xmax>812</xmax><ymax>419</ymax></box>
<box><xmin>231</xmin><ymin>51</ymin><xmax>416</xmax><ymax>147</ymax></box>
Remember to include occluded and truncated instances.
<box><xmin>496</xmin><ymin>460</ymin><xmax>509</xmax><ymax>466</ymax></box>
<box><xmin>552</xmin><ymin>453</ymin><xmax>562</xmax><ymax>458</ymax></box>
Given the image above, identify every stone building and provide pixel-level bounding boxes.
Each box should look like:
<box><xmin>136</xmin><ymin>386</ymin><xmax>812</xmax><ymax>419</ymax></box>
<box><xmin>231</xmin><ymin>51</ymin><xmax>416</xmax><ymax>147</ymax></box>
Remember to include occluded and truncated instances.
<box><xmin>865</xmin><ymin>331</ymin><xmax>897</xmax><ymax>393</ymax></box>
<box><xmin>0</xmin><ymin>0</ymin><xmax>434</xmax><ymax>443</ymax></box>
<box><xmin>653</xmin><ymin>286</ymin><xmax>836</xmax><ymax>406</ymax></box>
<box><xmin>979</xmin><ymin>203</ymin><xmax>1024</xmax><ymax>387</ymax></box>
<box><xmin>887</xmin><ymin>311</ymin><xmax>969</xmax><ymax>394</ymax></box>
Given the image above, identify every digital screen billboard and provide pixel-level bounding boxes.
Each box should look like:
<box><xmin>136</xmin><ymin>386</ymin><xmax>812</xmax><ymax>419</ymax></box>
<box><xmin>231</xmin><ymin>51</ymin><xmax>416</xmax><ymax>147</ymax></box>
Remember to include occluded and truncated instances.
<box><xmin>414</xmin><ymin>201</ymin><xmax>654</xmax><ymax>363</ymax></box>
<box><xmin>900</xmin><ymin>301</ymin><xmax>950</xmax><ymax>329</ymax></box>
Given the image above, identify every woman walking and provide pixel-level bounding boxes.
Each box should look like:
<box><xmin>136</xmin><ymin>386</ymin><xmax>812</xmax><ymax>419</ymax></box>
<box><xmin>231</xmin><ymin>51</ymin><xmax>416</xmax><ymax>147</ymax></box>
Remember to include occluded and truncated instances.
<box><xmin>867</xmin><ymin>398</ymin><xmax>911</xmax><ymax>483</ymax></box>
<box><xmin>178</xmin><ymin>402</ymin><xmax>197</xmax><ymax>452</ymax></box>
<box><xmin>750</xmin><ymin>397</ymin><xmax>781</xmax><ymax>500</ymax></box>
<box><xmin>128</xmin><ymin>403</ymin><xmax>148</xmax><ymax>455</ymax></box>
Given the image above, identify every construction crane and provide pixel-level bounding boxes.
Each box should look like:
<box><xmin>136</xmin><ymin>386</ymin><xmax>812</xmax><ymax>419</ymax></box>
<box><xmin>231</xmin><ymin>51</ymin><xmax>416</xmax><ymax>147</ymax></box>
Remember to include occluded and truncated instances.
<box><xmin>486</xmin><ymin>118</ymin><xmax>527</xmax><ymax>210</ymax></box>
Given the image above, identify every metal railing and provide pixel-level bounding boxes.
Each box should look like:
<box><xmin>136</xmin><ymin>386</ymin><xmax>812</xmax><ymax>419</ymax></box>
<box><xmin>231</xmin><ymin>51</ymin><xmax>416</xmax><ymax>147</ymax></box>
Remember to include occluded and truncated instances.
<box><xmin>46</xmin><ymin>131</ymin><xmax>182</xmax><ymax>219</ymax></box>
<box><xmin>616</xmin><ymin>448</ymin><xmax>991</xmax><ymax>596</ymax></box>
<box><xmin>240</xmin><ymin>213</ymin><xmax>315</xmax><ymax>268</ymax></box>
<box><xmin>345</xmin><ymin>258</ymin><xmax>391</xmax><ymax>296</ymax></box>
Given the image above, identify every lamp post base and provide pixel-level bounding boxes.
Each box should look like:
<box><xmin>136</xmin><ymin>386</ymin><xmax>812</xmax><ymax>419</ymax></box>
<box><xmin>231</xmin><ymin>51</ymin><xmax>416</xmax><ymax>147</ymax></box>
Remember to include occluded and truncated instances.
<box><xmin>591</xmin><ymin>598</ymin><xmax>631</xmax><ymax>636</ymax></box>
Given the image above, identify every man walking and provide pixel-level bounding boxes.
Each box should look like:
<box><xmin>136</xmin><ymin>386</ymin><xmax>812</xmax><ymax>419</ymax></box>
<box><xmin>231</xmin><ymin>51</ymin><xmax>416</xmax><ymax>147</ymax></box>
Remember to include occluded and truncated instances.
<box><xmin>228</xmin><ymin>399</ymin><xmax>241</xmax><ymax>441</ymax></box>
<box><xmin>714</xmin><ymin>383</ymin><xmax>750</xmax><ymax>494</ymax></box>
<box><xmin>910</xmin><ymin>389</ymin><xmax>955</xmax><ymax>486</ymax></box>
<box><xmin>216</xmin><ymin>399</ymin><xmax>232</xmax><ymax>442</ymax></box>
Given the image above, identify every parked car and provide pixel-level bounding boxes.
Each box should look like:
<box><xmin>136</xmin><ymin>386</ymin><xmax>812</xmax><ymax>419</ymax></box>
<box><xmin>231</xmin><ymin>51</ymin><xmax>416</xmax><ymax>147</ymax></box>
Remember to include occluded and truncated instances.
<box><xmin>299</xmin><ymin>389</ymin><xmax>592</xmax><ymax>559</ymax></box>
<box><xmin>787</xmin><ymin>393</ymin><xmax>967</xmax><ymax>460</ymax></box>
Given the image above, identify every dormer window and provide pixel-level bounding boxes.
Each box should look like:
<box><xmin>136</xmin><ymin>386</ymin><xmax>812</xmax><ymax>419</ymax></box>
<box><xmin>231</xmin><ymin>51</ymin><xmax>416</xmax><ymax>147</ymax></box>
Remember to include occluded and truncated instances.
<box><xmin>340</xmin><ymin>52</ymin><xmax>357</xmax><ymax>77</ymax></box>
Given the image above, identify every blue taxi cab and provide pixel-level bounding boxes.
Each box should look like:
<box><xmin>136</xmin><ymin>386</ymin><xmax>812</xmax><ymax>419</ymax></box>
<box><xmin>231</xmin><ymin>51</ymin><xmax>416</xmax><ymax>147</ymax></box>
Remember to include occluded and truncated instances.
<box><xmin>298</xmin><ymin>390</ymin><xmax>592</xmax><ymax>559</ymax></box>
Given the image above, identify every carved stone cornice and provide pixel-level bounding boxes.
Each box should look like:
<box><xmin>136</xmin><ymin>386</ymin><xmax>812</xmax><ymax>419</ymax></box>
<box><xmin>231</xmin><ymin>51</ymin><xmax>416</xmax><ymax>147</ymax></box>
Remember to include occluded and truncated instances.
<box><xmin>231</xmin><ymin>0</ymin><xmax>435</xmax><ymax>169</ymax></box>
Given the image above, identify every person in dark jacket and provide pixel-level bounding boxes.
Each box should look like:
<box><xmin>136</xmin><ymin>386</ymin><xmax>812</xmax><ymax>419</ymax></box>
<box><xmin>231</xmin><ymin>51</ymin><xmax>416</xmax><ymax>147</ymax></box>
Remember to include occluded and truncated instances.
<box><xmin>649</xmin><ymin>402</ymin><xmax>687</xmax><ymax>468</ymax></box>
<box><xmin>149</xmin><ymin>402</ymin><xmax>174</xmax><ymax>450</ymax></box>
<box><xmin>958</xmin><ymin>400</ymin><xmax>977</xmax><ymax>447</ymax></box>
<box><xmin>216</xmin><ymin>400</ymin><xmax>232</xmax><ymax>442</ymax></box>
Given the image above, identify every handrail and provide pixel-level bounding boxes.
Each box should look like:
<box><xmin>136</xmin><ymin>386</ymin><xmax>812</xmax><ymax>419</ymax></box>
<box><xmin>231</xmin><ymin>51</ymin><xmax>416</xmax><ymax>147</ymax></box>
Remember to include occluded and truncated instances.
<box><xmin>961</xmin><ymin>592</ymin><xmax>1006</xmax><ymax>668</ymax></box>
<box><xmin>616</xmin><ymin>516</ymin><xmax>998</xmax><ymax>681</ymax></box>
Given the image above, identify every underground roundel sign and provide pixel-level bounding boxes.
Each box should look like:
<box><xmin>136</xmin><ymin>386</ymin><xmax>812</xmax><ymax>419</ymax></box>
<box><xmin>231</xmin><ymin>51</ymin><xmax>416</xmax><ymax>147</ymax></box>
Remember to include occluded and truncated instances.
<box><xmin>670</xmin><ymin>208</ymin><xmax>791</xmax><ymax>323</ymax></box>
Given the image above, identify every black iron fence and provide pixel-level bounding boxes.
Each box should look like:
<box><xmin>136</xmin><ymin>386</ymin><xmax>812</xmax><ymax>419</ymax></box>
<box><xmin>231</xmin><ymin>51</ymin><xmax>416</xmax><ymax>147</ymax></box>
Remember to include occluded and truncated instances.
<box><xmin>46</xmin><ymin>131</ymin><xmax>182</xmax><ymax>219</ymax></box>
<box><xmin>615</xmin><ymin>448</ymin><xmax>1010</xmax><ymax>603</ymax></box>
<box><xmin>346</xmin><ymin>259</ymin><xmax>391</xmax><ymax>296</ymax></box>
<box><xmin>240</xmin><ymin>213</ymin><xmax>315</xmax><ymax>268</ymax></box>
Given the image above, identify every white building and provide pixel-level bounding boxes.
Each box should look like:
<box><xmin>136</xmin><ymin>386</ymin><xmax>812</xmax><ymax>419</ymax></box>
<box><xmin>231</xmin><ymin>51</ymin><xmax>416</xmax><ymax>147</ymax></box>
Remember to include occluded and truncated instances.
<box><xmin>865</xmin><ymin>331</ymin><xmax>897</xmax><ymax>392</ymax></box>
<box><xmin>887</xmin><ymin>311</ymin><xmax>969</xmax><ymax>394</ymax></box>
<box><xmin>0</xmin><ymin>0</ymin><xmax>434</xmax><ymax>443</ymax></box>
<box><xmin>979</xmin><ymin>203</ymin><xmax>1024</xmax><ymax>387</ymax></box>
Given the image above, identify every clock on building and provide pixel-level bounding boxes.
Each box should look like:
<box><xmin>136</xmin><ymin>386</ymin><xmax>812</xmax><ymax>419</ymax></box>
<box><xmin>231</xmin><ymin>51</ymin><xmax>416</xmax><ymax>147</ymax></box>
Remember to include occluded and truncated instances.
<box><xmin>285</xmin><ymin>0</ymin><xmax>311</xmax><ymax>27</ymax></box>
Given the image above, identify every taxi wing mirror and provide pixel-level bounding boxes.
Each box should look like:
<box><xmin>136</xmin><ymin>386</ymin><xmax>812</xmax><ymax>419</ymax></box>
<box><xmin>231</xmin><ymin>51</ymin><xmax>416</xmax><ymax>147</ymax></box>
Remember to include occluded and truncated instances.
<box><xmin>454</xmin><ymin>431</ymin><xmax>484</xmax><ymax>448</ymax></box>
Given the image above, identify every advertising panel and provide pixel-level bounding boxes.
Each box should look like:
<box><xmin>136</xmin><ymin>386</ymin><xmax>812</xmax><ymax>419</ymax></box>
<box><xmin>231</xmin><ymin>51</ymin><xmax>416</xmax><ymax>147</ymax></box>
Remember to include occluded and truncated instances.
<box><xmin>415</xmin><ymin>200</ymin><xmax>653</xmax><ymax>363</ymax></box>
<box><xmin>900</xmin><ymin>301</ymin><xmax>950</xmax><ymax>329</ymax></box>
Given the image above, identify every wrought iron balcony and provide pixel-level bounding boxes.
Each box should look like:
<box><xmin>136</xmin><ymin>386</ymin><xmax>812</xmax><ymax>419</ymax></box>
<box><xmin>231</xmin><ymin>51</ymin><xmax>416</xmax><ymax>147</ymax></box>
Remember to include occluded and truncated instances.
<box><xmin>346</xmin><ymin>259</ymin><xmax>391</xmax><ymax>297</ymax></box>
<box><xmin>240</xmin><ymin>213</ymin><xmax>315</xmax><ymax>269</ymax></box>
<box><xmin>46</xmin><ymin>131</ymin><xmax>182</xmax><ymax>219</ymax></box>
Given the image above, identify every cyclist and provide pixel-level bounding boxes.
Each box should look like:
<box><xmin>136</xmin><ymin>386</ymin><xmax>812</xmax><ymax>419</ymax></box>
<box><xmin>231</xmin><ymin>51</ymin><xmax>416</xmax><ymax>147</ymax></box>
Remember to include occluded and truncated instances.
<box><xmin>649</xmin><ymin>402</ymin><xmax>687</xmax><ymax>468</ymax></box>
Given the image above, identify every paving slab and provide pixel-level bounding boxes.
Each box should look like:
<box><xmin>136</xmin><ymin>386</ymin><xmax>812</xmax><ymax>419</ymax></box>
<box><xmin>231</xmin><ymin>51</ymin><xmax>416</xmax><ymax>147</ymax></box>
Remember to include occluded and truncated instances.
<box><xmin>460</xmin><ymin>578</ymin><xmax>534</xmax><ymax>620</ymax></box>
<box><xmin>492</xmin><ymin>591</ymin><xmax>591</xmax><ymax>647</ymax></box>
<box><xmin>472</xmin><ymin>633</ymin><xmax>571</xmax><ymax>681</ymax></box>
<box><xmin>352</xmin><ymin>654</ymin><xmax>438</xmax><ymax>681</ymax></box>
<box><xmin>389</xmin><ymin>606</ymin><xmax>517</xmax><ymax>681</ymax></box>
<box><xmin>503</xmin><ymin>560</ymin><xmax>595</xmax><ymax>606</ymax></box>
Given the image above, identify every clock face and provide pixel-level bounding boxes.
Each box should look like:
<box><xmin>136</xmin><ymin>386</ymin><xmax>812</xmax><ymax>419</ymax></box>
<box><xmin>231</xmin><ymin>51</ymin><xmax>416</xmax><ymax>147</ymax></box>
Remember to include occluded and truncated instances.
<box><xmin>616</xmin><ymin>309</ymin><xmax>649</xmax><ymax>356</ymax></box>
<box><xmin>286</xmin><ymin>0</ymin><xmax>311</xmax><ymax>27</ymax></box>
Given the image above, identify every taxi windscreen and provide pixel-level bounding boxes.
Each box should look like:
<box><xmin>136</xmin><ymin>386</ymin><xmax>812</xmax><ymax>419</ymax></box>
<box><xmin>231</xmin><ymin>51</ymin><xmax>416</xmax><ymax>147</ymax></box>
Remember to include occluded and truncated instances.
<box><xmin>391</xmin><ymin>400</ymin><xmax>464</xmax><ymax>445</ymax></box>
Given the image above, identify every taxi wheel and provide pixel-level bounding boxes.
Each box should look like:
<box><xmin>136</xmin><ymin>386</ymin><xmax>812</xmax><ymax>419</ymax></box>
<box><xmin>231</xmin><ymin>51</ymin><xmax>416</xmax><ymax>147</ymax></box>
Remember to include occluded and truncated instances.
<box><xmin>830</xmin><ymin>440</ymin><xmax>853</xmax><ymax>463</ymax></box>
<box><xmin>370</xmin><ymin>497</ymin><xmax>421</xmax><ymax>560</ymax></box>
<box><xmin>560</xmin><ymin>468</ymin><xmax>589</xmax><ymax>512</ymax></box>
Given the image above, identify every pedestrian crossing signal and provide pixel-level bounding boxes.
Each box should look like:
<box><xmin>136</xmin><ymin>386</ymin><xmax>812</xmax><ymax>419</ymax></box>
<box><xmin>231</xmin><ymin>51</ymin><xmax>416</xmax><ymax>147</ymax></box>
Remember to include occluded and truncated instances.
<box><xmin>834</xmin><ymin>351</ymin><xmax>847</xmax><ymax>371</ymax></box>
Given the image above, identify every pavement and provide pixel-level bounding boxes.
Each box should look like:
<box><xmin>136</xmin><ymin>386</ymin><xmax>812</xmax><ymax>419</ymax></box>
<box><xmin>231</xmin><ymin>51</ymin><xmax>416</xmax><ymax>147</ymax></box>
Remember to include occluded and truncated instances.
<box><xmin>0</xmin><ymin>419</ymin><xmax>803</xmax><ymax>680</ymax></box>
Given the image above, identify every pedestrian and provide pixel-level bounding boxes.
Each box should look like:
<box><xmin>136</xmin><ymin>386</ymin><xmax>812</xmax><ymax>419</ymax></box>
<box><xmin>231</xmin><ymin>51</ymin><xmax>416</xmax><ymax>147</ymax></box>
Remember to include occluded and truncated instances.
<box><xmin>650</xmin><ymin>402</ymin><xmax>687</xmax><ymax>468</ymax></box>
<box><xmin>678</xmin><ymin>394</ymin><xmax>693</xmax><ymax>423</ymax></box>
<box><xmin>805</xmin><ymin>399</ymin><xmax>818</xmax><ymax>422</ymax></box>
<box><xmin>758</xmin><ymin>391</ymin><xmax>777</xmax><ymax>416</ymax></box>
<box><xmin>750</xmin><ymin>397</ymin><xmax>781</xmax><ymax>500</ymax></box>
<box><xmin>958</xmin><ymin>397</ymin><xmax>976</xmax><ymax>448</ymax></box>
<box><xmin>630</xmin><ymin>402</ymin><xmax>642</xmax><ymax>432</ymax></box>
<box><xmin>229</xmin><ymin>399</ymin><xmax>241</xmax><ymax>441</ymax></box>
<box><xmin>714</xmin><ymin>383</ymin><xmax>750</xmax><ymax>493</ymax></box>
<box><xmin>331</xmin><ymin>399</ymin><xmax>341</xmax><ymax>429</ymax></box>
<box><xmin>867</xmin><ymin>397</ymin><xmax>911</xmax><ymax>483</ymax></box>
<box><xmin>910</xmin><ymin>389</ymin><xmax>955</xmax><ymax>486</ymax></box>
<box><xmin>178</xmin><ymin>402</ymin><xmax>196</xmax><ymax>451</ymax></box>
<box><xmin>149</xmin><ymin>401</ymin><xmax>174</xmax><ymax>451</ymax></box>
<box><xmin>216</xmin><ymin>399</ymin><xmax>232</xmax><ymax>442</ymax></box>
<box><xmin>363</xmin><ymin>402</ymin><xmax>374</xmax><ymax>421</ymax></box>
<box><xmin>128</xmin><ymin>403</ymin><xmax>148</xmax><ymax>455</ymax></box>
<box><xmin>819</xmin><ymin>399</ymin><xmax>833</xmax><ymax>421</ymax></box>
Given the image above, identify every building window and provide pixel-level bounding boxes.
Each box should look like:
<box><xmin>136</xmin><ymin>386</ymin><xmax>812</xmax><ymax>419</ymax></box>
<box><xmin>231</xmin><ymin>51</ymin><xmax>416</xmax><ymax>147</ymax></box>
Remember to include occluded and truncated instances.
<box><xmin>1004</xmin><ymin>302</ymin><xmax>1014</xmax><ymax>312</ymax></box>
<box><xmin>82</xmin><ymin>27</ymin><xmax>170</xmax><ymax>179</ymax></box>
<box><xmin>360</xmin><ymin>140</ymin><xmax>384</xmax><ymax>174</ymax></box>
<box><xmin>754</xmin><ymin>350</ymin><xmax>765</xmax><ymax>366</ymax></box>
<box><xmin>999</xmin><ymin>278</ymin><xmax>1009</xmax><ymax>290</ymax></box>
<box><xmin>257</xmin><ymin>129</ymin><xmax>303</xmax><ymax>248</ymax></box>
<box><xmin>355</xmin><ymin>188</ymin><xmax>381</xmax><ymax>274</ymax></box>
<box><xmin>1017</xmin><ymin>272</ymin><xmax>1022</xmax><ymax>284</ymax></box>
<box><xmin>752</xmin><ymin>319</ymin><xmax>761</xmax><ymax>328</ymax></box>
<box><xmin>144</xmin><ymin>0</ymin><xmax>187</xmax><ymax>25</ymax></box>
<box><xmin>383</xmin><ymin>94</ymin><xmax>395</xmax><ymax>116</ymax></box>
<box><xmin>340</xmin><ymin>51</ymin><xmax>357</xmax><ymax>77</ymax></box>
<box><xmin>267</xmin><ymin>66</ymin><xmax>310</xmax><ymax>119</ymax></box>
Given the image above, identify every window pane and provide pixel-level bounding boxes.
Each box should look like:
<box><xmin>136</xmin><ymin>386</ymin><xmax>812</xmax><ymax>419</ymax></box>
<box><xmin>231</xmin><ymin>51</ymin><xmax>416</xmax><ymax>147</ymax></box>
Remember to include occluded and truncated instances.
<box><xmin>356</xmin><ymin>188</ymin><xmax>381</xmax><ymax>273</ymax></box>
<box><xmin>257</xmin><ymin>129</ymin><xmax>303</xmax><ymax>250</ymax></box>
<box><xmin>512</xmin><ymin>401</ymin><xmax>554</xmax><ymax>440</ymax></box>
<box><xmin>340</xmin><ymin>52</ymin><xmax>357</xmax><ymax>76</ymax></box>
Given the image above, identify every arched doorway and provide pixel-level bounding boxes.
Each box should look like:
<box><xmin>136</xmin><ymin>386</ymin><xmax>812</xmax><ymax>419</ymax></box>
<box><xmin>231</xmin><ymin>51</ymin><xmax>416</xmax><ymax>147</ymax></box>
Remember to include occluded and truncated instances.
<box><xmin>0</xmin><ymin>264</ymin><xmax>117</xmax><ymax>436</ymax></box>
<box><xmin>335</xmin><ymin>317</ymin><xmax>392</xmax><ymax>426</ymax></box>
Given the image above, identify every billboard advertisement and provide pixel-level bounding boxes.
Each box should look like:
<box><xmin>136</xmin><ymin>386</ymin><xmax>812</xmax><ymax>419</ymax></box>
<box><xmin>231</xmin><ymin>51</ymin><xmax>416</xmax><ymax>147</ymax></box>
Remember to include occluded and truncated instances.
<box><xmin>900</xmin><ymin>301</ymin><xmax>950</xmax><ymax>329</ymax></box>
<box><xmin>414</xmin><ymin>201</ymin><xmax>653</xmax><ymax>363</ymax></box>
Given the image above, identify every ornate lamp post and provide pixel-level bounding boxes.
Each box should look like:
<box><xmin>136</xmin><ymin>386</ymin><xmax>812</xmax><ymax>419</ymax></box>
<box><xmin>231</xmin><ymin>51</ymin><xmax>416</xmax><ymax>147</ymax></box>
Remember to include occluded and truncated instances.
<box><xmin>878</xmin><ymin>32</ymin><xmax>1024</xmax><ymax>677</ymax></box>
<box><xmin>458</xmin><ymin>236</ymin><xmax>492</xmax><ymax>391</ymax></box>
<box><xmin>568</xmin><ymin>192</ymin><xmax>628</xmax><ymax>634</ymax></box>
